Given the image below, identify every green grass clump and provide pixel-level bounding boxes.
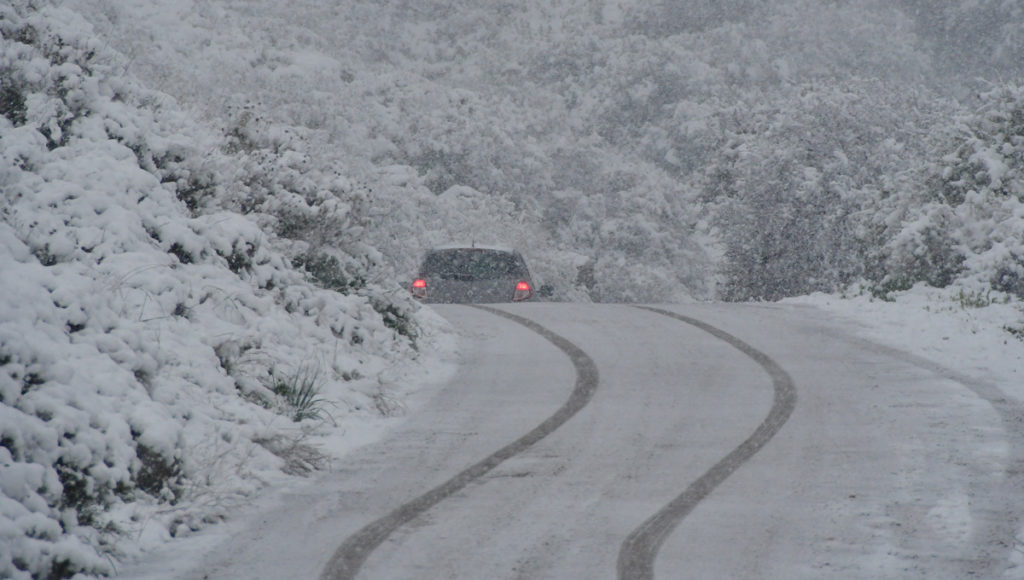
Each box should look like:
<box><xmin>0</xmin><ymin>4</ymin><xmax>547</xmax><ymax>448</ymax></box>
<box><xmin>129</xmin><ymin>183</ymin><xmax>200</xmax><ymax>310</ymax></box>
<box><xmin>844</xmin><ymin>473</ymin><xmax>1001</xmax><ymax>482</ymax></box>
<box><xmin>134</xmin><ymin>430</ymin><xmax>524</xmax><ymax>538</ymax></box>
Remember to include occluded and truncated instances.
<box><xmin>274</xmin><ymin>364</ymin><xmax>335</xmax><ymax>424</ymax></box>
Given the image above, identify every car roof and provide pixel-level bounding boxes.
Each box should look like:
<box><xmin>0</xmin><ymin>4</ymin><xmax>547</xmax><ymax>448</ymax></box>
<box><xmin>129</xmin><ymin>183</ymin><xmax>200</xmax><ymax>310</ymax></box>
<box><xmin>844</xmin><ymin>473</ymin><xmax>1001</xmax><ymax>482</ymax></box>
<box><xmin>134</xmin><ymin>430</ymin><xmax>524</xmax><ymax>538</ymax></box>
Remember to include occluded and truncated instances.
<box><xmin>428</xmin><ymin>244</ymin><xmax>518</xmax><ymax>254</ymax></box>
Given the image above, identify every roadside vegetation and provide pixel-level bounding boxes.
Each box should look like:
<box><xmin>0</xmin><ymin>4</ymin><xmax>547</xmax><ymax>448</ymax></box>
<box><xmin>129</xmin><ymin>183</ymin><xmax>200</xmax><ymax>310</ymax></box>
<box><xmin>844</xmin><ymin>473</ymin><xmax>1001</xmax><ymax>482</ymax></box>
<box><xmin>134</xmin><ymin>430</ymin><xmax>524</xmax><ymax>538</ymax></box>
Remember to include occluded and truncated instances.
<box><xmin>1</xmin><ymin>4</ymin><xmax>424</xmax><ymax>578</ymax></box>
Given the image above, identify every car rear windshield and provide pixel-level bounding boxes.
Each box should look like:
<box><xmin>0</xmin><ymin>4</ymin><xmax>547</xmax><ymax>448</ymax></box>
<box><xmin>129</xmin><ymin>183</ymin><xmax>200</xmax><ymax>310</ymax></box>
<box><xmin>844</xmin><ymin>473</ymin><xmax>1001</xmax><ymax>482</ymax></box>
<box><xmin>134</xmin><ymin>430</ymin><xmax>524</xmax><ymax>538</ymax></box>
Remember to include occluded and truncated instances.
<box><xmin>421</xmin><ymin>249</ymin><xmax>528</xmax><ymax>280</ymax></box>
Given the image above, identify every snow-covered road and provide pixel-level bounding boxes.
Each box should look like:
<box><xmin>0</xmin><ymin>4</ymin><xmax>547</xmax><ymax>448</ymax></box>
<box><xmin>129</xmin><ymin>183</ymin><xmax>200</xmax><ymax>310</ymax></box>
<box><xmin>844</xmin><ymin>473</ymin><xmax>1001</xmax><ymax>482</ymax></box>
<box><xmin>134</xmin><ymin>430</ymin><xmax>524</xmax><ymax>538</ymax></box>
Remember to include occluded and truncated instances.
<box><xmin>122</xmin><ymin>303</ymin><xmax>1024</xmax><ymax>579</ymax></box>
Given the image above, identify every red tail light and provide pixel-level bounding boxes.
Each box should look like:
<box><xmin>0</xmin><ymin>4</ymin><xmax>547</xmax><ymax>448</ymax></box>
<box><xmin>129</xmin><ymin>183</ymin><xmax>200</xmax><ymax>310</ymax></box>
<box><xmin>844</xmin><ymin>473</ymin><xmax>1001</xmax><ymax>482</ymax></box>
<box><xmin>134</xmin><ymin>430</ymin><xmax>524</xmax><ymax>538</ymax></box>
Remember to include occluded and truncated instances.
<box><xmin>411</xmin><ymin>278</ymin><xmax>427</xmax><ymax>299</ymax></box>
<box><xmin>513</xmin><ymin>281</ymin><xmax>532</xmax><ymax>301</ymax></box>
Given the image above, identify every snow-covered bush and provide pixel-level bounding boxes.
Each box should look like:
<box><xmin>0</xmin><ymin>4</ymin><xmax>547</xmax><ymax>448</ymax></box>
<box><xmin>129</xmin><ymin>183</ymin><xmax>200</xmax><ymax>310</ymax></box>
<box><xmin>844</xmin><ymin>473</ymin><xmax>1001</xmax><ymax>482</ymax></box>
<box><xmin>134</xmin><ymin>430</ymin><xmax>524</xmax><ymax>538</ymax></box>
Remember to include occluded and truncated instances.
<box><xmin>217</xmin><ymin>101</ymin><xmax>379</xmax><ymax>296</ymax></box>
<box><xmin>864</xmin><ymin>84</ymin><xmax>1024</xmax><ymax>298</ymax></box>
<box><xmin>702</xmin><ymin>81</ymin><xmax>946</xmax><ymax>300</ymax></box>
<box><xmin>892</xmin><ymin>84</ymin><xmax>1024</xmax><ymax>298</ymax></box>
<box><xmin>1</xmin><ymin>3</ymin><xmax>421</xmax><ymax>577</ymax></box>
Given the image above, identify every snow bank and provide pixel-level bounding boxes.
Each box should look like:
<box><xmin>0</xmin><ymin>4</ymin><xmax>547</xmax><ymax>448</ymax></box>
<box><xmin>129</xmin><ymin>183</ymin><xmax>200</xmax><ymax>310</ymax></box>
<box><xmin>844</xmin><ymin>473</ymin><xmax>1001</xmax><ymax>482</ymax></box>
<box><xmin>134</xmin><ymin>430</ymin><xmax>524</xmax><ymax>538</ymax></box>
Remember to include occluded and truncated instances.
<box><xmin>790</xmin><ymin>285</ymin><xmax>1024</xmax><ymax>393</ymax></box>
<box><xmin>1</xmin><ymin>3</ymin><xmax>430</xmax><ymax>578</ymax></box>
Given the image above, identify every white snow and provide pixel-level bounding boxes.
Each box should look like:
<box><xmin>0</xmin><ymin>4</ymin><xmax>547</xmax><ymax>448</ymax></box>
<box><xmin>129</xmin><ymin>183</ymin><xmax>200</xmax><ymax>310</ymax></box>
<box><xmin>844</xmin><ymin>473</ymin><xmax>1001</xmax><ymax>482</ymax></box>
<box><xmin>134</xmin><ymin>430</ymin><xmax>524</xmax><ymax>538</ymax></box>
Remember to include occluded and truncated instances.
<box><xmin>789</xmin><ymin>285</ymin><xmax>1024</xmax><ymax>396</ymax></box>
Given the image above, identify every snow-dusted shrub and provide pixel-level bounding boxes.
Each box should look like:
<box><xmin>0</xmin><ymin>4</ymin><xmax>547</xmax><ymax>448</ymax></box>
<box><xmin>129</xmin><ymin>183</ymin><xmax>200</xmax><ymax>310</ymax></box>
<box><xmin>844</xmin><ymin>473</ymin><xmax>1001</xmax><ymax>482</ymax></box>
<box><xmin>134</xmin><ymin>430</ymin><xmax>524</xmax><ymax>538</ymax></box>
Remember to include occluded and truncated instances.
<box><xmin>939</xmin><ymin>86</ymin><xmax>1024</xmax><ymax>204</ymax></box>
<box><xmin>703</xmin><ymin>81</ymin><xmax>944</xmax><ymax>301</ymax></box>
<box><xmin>936</xmin><ymin>84</ymin><xmax>1024</xmax><ymax>297</ymax></box>
<box><xmin>216</xmin><ymin>101</ymin><xmax>384</xmax><ymax>297</ymax></box>
<box><xmin>868</xmin><ymin>83</ymin><xmax>1024</xmax><ymax>299</ymax></box>
<box><xmin>877</xmin><ymin>204</ymin><xmax>965</xmax><ymax>293</ymax></box>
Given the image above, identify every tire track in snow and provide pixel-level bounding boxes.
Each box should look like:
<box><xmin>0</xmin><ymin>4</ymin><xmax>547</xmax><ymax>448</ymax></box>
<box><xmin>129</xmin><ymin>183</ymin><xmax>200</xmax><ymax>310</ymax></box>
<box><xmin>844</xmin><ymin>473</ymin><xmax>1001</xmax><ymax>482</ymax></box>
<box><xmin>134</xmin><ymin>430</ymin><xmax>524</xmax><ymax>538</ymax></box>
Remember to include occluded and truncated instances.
<box><xmin>618</xmin><ymin>306</ymin><xmax>797</xmax><ymax>580</ymax></box>
<box><xmin>319</xmin><ymin>305</ymin><xmax>599</xmax><ymax>580</ymax></box>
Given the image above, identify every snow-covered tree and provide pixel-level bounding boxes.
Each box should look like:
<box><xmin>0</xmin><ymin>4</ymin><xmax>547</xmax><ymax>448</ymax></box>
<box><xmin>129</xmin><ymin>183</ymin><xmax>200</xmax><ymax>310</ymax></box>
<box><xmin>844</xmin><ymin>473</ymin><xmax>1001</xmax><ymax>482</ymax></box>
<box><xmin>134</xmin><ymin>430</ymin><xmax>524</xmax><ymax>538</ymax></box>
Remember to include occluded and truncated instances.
<box><xmin>883</xmin><ymin>84</ymin><xmax>1024</xmax><ymax>297</ymax></box>
<box><xmin>702</xmin><ymin>81</ymin><xmax>946</xmax><ymax>300</ymax></box>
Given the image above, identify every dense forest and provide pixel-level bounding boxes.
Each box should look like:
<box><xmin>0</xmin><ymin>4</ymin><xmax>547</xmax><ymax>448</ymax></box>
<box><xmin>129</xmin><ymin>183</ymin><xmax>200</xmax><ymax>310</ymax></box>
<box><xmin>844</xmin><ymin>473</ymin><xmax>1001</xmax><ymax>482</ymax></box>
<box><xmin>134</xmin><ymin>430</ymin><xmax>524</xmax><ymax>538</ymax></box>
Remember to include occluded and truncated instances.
<box><xmin>65</xmin><ymin>0</ymin><xmax>1024</xmax><ymax>302</ymax></box>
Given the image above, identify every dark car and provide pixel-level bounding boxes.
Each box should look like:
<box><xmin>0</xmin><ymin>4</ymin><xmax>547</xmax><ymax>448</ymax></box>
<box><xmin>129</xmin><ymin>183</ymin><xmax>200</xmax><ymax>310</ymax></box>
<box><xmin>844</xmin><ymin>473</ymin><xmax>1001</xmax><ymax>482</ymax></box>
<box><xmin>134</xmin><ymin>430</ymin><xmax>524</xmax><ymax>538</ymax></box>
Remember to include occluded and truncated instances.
<box><xmin>410</xmin><ymin>246</ymin><xmax>534</xmax><ymax>303</ymax></box>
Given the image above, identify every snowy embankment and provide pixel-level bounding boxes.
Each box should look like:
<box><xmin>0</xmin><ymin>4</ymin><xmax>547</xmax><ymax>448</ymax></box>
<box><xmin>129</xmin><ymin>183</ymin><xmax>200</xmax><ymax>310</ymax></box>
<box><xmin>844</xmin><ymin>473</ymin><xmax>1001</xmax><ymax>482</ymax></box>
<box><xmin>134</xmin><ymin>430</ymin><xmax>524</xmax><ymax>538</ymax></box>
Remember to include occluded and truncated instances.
<box><xmin>1</xmin><ymin>4</ymin><xmax>443</xmax><ymax>579</ymax></box>
<box><xmin>792</xmin><ymin>285</ymin><xmax>1024</xmax><ymax>394</ymax></box>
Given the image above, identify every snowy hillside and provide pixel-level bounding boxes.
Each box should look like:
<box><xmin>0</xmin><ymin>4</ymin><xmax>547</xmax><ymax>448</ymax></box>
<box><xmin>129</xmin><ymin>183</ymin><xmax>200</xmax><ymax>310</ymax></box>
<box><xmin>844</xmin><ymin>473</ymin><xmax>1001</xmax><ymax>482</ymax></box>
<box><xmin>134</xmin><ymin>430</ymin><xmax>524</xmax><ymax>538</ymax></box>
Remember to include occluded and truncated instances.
<box><xmin>54</xmin><ymin>0</ymin><xmax>1024</xmax><ymax>303</ymax></box>
<box><xmin>2</xmin><ymin>0</ymin><xmax>1024</xmax><ymax>577</ymax></box>
<box><xmin>1</xmin><ymin>4</ymin><xmax>443</xmax><ymax>578</ymax></box>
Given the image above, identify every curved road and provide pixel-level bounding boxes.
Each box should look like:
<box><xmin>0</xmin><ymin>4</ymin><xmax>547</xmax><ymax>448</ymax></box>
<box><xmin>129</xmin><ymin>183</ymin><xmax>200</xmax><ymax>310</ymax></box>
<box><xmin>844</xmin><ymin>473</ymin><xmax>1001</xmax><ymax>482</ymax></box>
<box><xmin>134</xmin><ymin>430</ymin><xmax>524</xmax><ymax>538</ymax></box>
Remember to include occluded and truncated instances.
<box><xmin>154</xmin><ymin>303</ymin><xmax>1023</xmax><ymax>580</ymax></box>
